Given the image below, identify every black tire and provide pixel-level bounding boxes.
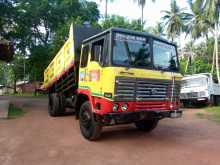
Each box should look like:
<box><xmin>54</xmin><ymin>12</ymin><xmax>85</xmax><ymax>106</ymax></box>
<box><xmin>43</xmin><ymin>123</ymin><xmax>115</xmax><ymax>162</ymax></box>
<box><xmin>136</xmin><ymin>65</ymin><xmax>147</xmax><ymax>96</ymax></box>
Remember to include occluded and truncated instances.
<box><xmin>48</xmin><ymin>93</ymin><xmax>64</xmax><ymax>117</ymax></box>
<box><xmin>215</xmin><ymin>96</ymin><xmax>220</xmax><ymax>106</ymax></box>
<box><xmin>135</xmin><ymin>119</ymin><xmax>158</xmax><ymax>132</ymax></box>
<box><xmin>182</xmin><ymin>100</ymin><xmax>188</xmax><ymax>108</ymax></box>
<box><xmin>79</xmin><ymin>101</ymin><xmax>102</xmax><ymax>141</ymax></box>
<box><xmin>209</xmin><ymin>95</ymin><xmax>216</xmax><ymax>106</ymax></box>
<box><xmin>59</xmin><ymin>94</ymin><xmax>66</xmax><ymax>113</ymax></box>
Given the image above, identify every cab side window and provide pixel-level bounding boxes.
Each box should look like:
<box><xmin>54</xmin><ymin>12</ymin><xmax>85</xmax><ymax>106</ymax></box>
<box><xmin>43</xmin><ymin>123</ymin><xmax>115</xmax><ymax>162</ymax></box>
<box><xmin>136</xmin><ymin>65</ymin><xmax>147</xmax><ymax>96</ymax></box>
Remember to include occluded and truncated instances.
<box><xmin>91</xmin><ymin>38</ymin><xmax>104</xmax><ymax>63</ymax></box>
<box><xmin>80</xmin><ymin>45</ymin><xmax>89</xmax><ymax>68</ymax></box>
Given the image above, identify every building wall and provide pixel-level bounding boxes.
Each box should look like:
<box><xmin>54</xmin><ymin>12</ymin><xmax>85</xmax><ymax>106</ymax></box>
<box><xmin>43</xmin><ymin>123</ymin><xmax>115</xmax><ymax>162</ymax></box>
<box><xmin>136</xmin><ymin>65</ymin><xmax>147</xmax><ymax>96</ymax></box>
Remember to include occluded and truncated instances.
<box><xmin>17</xmin><ymin>81</ymin><xmax>41</xmax><ymax>93</ymax></box>
<box><xmin>0</xmin><ymin>87</ymin><xmax>13</xmax><ymax>95</ymax></box>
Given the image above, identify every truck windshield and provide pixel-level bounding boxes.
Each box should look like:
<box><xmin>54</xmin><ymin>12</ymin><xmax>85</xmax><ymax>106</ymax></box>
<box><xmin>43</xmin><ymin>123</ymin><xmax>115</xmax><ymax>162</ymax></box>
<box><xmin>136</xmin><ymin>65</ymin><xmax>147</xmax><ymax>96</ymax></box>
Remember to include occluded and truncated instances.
<box><xmin>153</xmin><ymin>40</ymin><xmax>178</xmax><ymax>71</ymax></box>
<box><xmin>112</xmin><ymin>32</ymin><xmax>178</xmax><ymax>71</ymax></box>
<box><xmin>182</xmin><ymin>77</ymin><xmax>208</xmax><ymax>88</ymax></box>
<box><xmin>112</xmin><ymin>33</ymin><xmax>151</xmax><ymax>68</ymax></box>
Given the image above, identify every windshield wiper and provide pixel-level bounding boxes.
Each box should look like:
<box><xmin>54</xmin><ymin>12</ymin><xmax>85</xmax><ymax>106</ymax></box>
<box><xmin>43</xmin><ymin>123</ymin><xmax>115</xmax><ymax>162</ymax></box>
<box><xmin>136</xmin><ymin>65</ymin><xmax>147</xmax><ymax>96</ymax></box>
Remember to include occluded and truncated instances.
<box><xmin>155</xmin><ymin>65</ymin><xmax>165</xmax><ymax>70</ymax></box>
<box><xmin>123</xmin><ymin>41</ymin><xmax>133</xmax><ymax>70</ymax></box>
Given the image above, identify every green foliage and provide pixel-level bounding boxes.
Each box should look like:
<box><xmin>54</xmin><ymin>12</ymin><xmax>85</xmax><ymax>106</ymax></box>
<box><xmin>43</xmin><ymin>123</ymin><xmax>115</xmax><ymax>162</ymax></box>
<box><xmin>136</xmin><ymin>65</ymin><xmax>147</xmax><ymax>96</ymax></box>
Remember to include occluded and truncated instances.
<box><xmin>0</xmin><ymin>0</ymin><xmax>17</xmax><ymax>38</ymax></box>
<box><xmin>205</xmin><ymin>106</ymin><xmax>220</xmax><ymax>123</ymax></box>
<box><xmin>146</xmin><ymin>22</ymin><xmax>165</xmax><ymax>37</ymax></box>
<box><xmin>28</xmin><ymin>45</ymin><xmax>52</xmax><ymax>81</ymax></box>
<box><xmin>162</xmin><ymin>0</ymin><xmax>190</xmax><ymax>41</ymax></box>
<box><xmin>191</xmin><ymin>57</ymin><xmax>212</xmax><ymax>73</ymax></box>
<box><xmin>0</xmin><ymin>55</ymin><xmax>26</xmax><ymax>88</ymax></box>
<box><xmin>180</xmin><ymin>56</ymin><xmax>212</xmax><ymax>75</ymax></box>
<box><xmin>1</xmin><ymin>0</ymin><xmax>100</xmax><ymax>84</ymax></box>
<box><xmin>204</xmin><ymin>0</ymin><xmax>220</xmax><ymax>25</ymax></box>
<box><xmin>0</xmin><ymin>62</ymin><xmax>5</xmax><ymax>84</ymax></box>
<box><xmin>101</xmin><ymin>15</ymin><xmax>142</xmax><ymax>31</ymax></box>
<box><xmin>186</xmin><ymin>0</ymin><xmax>209</xmax><ymax>40</ymax></box>
<box><xmin>179</xmin><ymin>58</ymin><xmax>188</xmax><ymax>75</ymax></box>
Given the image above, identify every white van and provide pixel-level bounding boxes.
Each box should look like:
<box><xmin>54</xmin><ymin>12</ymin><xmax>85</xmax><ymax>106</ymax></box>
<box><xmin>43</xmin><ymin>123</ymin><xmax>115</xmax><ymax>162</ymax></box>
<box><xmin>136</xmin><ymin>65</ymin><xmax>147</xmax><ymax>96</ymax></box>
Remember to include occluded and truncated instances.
<box><xmin>180</xmin><ymin>73</ymin><xmax>220</xmax><ymax>105</ymax></box>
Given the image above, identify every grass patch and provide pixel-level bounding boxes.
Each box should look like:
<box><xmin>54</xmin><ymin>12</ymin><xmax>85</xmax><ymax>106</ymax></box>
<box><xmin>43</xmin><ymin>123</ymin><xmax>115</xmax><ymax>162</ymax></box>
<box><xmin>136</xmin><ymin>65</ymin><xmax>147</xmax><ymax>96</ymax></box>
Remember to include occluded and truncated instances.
<box><xmin>8</xmin><ymin>104</ymin><xmax>25</xmax><ymax>119</ymax></box>
<box><xmin>204</xmin><ymin>106</ymin><xmax>220</xmax><ymax>123</ymax></box>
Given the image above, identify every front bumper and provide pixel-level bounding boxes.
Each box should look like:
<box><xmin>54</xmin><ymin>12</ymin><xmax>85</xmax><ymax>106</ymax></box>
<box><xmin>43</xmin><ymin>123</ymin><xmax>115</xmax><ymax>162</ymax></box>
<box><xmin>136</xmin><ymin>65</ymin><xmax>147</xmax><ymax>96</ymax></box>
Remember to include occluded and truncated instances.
<box><xmin>94</xmin><ymin>109</ymin><xmax>182</xmax><ymax>126</ymax></box>
<box><xmin>180</xmin><ymin>97</ymin><xmax>208</xmax><ymax>102</ymax></box>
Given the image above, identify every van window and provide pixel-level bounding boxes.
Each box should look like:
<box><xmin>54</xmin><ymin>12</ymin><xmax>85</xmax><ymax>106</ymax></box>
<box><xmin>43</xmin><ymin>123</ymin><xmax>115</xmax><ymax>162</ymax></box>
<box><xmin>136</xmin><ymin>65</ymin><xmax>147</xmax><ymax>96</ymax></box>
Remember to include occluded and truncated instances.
<box><xmin>80</xmin><ymin>45</ymin><xmax>89</xmax><ymax>68</ymax></box>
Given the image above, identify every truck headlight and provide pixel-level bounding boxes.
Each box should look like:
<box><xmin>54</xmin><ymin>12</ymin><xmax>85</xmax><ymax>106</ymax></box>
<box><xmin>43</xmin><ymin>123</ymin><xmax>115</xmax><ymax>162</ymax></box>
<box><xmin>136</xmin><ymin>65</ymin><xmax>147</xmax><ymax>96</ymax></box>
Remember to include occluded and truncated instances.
<box><xmin>121</xmin><ymin>103</ymin><xmax>128</xmax><ymax>112</ymax></box>
<box><xmin>113</xmin><ymin>103</ymin><xmax>119</xmax><ymax>112</ymax></box>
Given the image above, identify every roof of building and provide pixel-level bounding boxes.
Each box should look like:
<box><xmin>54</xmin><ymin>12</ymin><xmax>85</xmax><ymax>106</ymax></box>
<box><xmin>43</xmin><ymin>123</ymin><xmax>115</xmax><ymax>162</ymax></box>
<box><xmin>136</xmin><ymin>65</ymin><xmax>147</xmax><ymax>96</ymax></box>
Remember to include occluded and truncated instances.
<box><xmin>16</xmin><ymin>81</ymin><xmax>29</xmax><ymax>86</ymax></box>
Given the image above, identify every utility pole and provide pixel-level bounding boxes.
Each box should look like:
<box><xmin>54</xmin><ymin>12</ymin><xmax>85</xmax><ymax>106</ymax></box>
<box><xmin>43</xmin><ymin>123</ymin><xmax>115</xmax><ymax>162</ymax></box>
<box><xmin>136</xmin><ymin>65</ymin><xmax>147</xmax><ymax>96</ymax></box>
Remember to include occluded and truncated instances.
<box><xmin>23</xmin><ymin>57</ymin><xmax>26</xmax><ymax>82</ymax></box>
<box><xmin>3</xmin><ymin>63</ymin><xmax>7</xmax><ymax>86</ymax></box>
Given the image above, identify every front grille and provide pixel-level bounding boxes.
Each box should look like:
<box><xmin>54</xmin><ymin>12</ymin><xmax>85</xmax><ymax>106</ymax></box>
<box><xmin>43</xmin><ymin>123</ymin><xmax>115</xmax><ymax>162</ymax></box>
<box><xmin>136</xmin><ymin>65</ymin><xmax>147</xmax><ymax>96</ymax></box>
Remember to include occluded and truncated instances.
<box><xmin>180</xmin><ymin>92</ymin><xmax>199</xmax><ymax>99</ymax></box>
<box><xmin>115</xmin><ymin>77</ymin><xmax>180</xmax><ymax>102</ymax></box>
<box><xmin>135</xmin><ymin>101</ymin><xmax>167</xmax><ymax>110</ymax></box>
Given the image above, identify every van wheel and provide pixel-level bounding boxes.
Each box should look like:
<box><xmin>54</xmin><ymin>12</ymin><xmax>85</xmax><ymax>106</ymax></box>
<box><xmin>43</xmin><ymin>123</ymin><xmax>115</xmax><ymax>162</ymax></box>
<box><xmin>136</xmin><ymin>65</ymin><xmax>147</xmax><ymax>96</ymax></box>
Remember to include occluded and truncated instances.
<box><xmin>48</xmin><ymin>93</ymin><xmax>64</xmax><ymax>117</ymax></box>
<box><xmin>79</xmin><ymin>101</ymin><xmax>102</xmax><ymax>141</ymax></box>
<box><xmin>135</xmin><ymin>119</ymin><xmax>158</xmax><ymax>132</ymax></box>
<box><xmin>215</xmin><ymin>96</ymin><xmax>220</xmax><ymax>106</ymax></box>
<box><xmin>209</xmin><ymin>95</ymin><xmax>216</xmax><ymax>106</ymax></box>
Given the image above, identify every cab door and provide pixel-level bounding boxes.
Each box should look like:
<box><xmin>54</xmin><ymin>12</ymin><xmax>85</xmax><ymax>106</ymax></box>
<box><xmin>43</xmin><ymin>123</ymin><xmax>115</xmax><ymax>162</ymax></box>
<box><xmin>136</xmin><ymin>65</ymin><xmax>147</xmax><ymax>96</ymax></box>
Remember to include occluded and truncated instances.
<box><xmin>86</xmin><ymin>36</ymin><xmax>107</xmax><ymax>97</ymax></box>
<box><xmin>79</xmin><ymin>44</ymin><xmax>90</xmax><ymax>88</ymax></box>
<box><xmin>79</xmin><ymin>35</ymin><xmax>109</xmax><ymax>96</ymax></box>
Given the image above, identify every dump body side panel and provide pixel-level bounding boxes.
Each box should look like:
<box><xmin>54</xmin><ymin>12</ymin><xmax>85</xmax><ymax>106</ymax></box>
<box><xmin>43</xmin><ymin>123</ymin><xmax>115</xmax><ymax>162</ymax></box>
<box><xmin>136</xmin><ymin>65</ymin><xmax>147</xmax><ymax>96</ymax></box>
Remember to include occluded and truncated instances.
<box><xmin>42</xmin><ymin>25</ymin><xmax>101</xmax><ymax>90</ymax></box>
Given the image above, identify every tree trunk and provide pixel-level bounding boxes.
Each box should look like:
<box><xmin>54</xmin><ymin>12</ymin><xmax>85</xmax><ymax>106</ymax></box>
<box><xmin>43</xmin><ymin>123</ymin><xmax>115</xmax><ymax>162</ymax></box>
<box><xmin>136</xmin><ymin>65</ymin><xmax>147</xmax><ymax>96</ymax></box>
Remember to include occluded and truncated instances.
<box><xmin>185</xmin><ymin>56</ymin><xmax>189</xmax><ymax>73</ymax></box>
<box><xmin>142</xmin><ymin>4</ymin><xmax>144</xmax><ymax>31</ymax></box>
<box><xmin>215</xmin><ymin>23</ymin><xmax>220</xmax><ymax>83</ymax></box>
<box><xmin>105</xmin><ymin>0</ymin><xmax>108</xmax><ymax>20</ymax></box>
<box><xmin>211</xmin><ymin>44</ymin><xmax>215</xmax><ymax>74</ymax></box>
<box><xmin>13</xmin><ymin>77</ymin><xmax>17</xmax><ymax>94</ymax></box>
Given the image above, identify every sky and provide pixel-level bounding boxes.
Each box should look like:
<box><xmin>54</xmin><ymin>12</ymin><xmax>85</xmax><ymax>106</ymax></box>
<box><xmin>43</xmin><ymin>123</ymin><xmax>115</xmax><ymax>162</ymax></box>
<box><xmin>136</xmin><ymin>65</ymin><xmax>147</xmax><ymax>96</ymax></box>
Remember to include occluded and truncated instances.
<box><xmin>88</xmin><ymin>0</ymin><xmax>193</xmax><ymax>47</ymax></box>
<box><xmin>89</xmin><ymin>0</ymin><xmax>190</xmax><ymax>27</ymax></box>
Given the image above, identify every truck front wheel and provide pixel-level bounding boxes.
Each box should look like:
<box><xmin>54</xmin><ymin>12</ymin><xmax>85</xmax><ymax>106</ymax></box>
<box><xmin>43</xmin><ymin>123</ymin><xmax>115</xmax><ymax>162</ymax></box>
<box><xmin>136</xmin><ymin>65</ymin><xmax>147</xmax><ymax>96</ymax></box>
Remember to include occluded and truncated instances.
<box><xmin>79</xmin><ymin>101</ymin><xmax>102</xmax><ymax>141</ymax></box>
<box><xmin>135</xmin><ymin>119</ymin><xmax>158</xmax><ymax>132</ymax></box>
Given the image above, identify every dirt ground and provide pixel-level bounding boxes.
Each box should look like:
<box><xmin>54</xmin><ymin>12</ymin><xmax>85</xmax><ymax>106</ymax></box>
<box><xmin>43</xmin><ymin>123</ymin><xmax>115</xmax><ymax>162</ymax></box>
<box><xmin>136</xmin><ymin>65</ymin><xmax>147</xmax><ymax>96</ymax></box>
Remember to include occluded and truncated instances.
<box><xmin>1</xmin><ymin>96</ymin><xmax>220</xmax><ymax>165</ymax></box>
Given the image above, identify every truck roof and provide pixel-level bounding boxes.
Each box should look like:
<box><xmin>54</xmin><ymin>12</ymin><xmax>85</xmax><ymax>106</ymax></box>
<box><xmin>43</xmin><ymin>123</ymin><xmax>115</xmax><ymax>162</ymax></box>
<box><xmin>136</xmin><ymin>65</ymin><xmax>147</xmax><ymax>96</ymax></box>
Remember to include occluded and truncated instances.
<box><xmin>83</xmin><ymin>27</ymin><xmax>176</xmax><ymax>47</ymax></box>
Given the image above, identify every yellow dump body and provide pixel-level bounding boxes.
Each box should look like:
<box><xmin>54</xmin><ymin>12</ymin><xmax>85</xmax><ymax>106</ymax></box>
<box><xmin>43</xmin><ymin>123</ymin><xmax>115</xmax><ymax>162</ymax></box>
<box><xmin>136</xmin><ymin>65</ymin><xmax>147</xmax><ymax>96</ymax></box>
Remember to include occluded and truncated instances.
<box><xmin>43</xmin><ymin>38</ymin><xmax>74</xmax><ymax>89</ymax></box>
<box><xmin>42</xmin><ymin>25</ymin><xmax>101</xmax><ymax>90</ymax></box>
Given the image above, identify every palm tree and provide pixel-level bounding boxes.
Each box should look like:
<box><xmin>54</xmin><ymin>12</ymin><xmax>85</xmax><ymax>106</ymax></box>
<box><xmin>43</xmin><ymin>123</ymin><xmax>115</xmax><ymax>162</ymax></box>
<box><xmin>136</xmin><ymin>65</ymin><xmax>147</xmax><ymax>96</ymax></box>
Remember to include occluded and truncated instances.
<box><xmin>153</xmin><ymin>22</ymin><xmax>165</xmax><ymax>37</ymax></box>
<box><xmin>186</xmin><ymin>0</ymin><xmax>209</xmax><ymax>40</ymax></box>
<box><xmin>133</xmin><ymin>0</ymin><xmax>155</xmax><ymax>31</ymax></box>
<box><xmin>185</xmin><ymin>0</ymin><xmax>209</xmax><ymax>73</ymax></box>
<box><xmin>162</xmin><ymin>0</ymin><xmax>189</xmax><ymax>42</ymax></box>
<box><xmin>100</xmin><ymin>0</ymin><xmax>115</xmax><ymax>20</ymax></box>
<box><xmin>204</xmin><ymin>0</ymin><xmax>220</xmax><ymax>83</ymax></box>
<box><xmin>146</xmin><ymin>22</ymin><xmax>165</xmax><ymax>37</ymax></box>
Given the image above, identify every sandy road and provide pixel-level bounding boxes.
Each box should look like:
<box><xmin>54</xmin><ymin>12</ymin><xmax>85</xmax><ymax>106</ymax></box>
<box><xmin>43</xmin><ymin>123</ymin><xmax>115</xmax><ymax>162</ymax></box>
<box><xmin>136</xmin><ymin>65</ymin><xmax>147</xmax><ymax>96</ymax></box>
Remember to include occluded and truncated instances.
<box><xmin>0</xmin><ymin>96</ymin><xmax>220</xmax><ymax>165</ymax></box>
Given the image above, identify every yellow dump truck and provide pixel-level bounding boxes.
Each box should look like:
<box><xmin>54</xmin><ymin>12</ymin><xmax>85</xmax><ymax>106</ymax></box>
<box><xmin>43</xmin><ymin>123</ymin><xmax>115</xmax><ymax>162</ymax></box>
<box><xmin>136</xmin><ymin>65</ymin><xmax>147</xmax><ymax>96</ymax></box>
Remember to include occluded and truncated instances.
<box><xmin>42</xmin><ymin>24</ymin><xmax>182</xmax><ymax>140</ymax></box>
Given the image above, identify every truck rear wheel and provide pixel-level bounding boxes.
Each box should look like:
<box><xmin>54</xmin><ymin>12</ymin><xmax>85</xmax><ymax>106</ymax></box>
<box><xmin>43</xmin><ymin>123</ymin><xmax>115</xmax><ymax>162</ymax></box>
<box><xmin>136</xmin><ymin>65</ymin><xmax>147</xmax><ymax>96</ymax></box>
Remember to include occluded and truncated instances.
<box><xmin>182</xmin><ymin>100</ymin><xmax>189</xmax><ymax>108</ymax></box>
<box><xmin>135</xmin><ymin>119</ymin><xmax>158</xmax><ymax>132</ymax></box>
<box><xmin>48</xmin><ymin>93</ymin><xmax>64</xmax><ymax>117</ymax></box>
<box><xmin>79</xmin><ymin>101</ymin><xmax>102</xmax><ymax>141</ymax></box>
